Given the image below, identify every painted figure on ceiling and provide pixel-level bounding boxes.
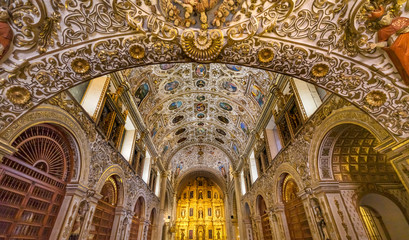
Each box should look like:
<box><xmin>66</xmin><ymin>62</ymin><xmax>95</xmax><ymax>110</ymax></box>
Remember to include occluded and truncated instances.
<box><xmin>0</xmin><ymin>8</ymin><xmax>13</xmax><ymax>61</ymax></box>
<box><xmin>369</xmin><ymin>5</ymin><xmax>409</xmax><ymax>86</ymax></box>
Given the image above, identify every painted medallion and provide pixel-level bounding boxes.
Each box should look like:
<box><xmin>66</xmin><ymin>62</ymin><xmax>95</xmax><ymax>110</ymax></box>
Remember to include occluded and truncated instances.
<box><xmin>197</xmin><ymin>128</ymin><xmax>206</xmax><ymax>134</ymax></box>
<box><xmin>135</xmin><ymin>83</ymin><xmax>149</xmax><ymax>106</ymax></box>
<box><xmin>164</xmin><ymin>81</ymin><xmax>180</xmax><ymax>91</ymax></box>
<box><xmin>216</xmin><ymin>129</ymin><xmax>226</xmax><ymax>135</ymax></box>
<box><xmin>175</xmin><ymin>128</ymin><xmax>186</xmax><ymax>135</ymax></box>
<box><xmin>226</xmin><ymin>64</ymin><xmax>242</xmax><ymax>71</ymax></box>
<box><xmin>177</xmin><ymin>137</ymin><xmax>187</xmax><ymax>143</ymax></box>
<box><xmin>196</xmin><ymin>103</ymin><xmax>206</xmax><ymax>112</ymax></box>
<box><xmin>222</xmin><ymin>81</ymin><xmax>237</xmax><ymax>92</ymax></box>
<box><xmin>219</xmin><ymin>102</ymin><xmax>233</xmax><ymax>111</ymax></box>
<box><xmin>162</xmin><ymin>145</ymin><xmax>169</xmax><ymax>154</ymax></box>
<box><xmin>233</xmin><ymin>144</ymin><xmax>239</xmax><ymax>155</ymax></box>
<box><xmin>169</xmin><ymin>101</ymin><xmax>182</xmax><ymax>110</ymax></box>
<box><xmin>172</xmin><ymin>115</ymin><xmax>184</xmax><ymax>124</ymax></box>
<box><xmin>197</xmin><ymin>95</ymin><xmax>206</xmax><ymax>101</ymax></box>
<box><xmin>197</xmin><ymin>113</ymin><xmax>205</xmax><ymax>119</ymax></box>
<box><xmin>240</xmin><ymin>122</ymin><xmax>249</xmax><ymax>135</ymax></box>
<box><xmin>215</xmin><ymin>138</ymin><xmax>224</xmax><ymax>144</ymax></box>
<box><xmin>160</xmin><ymin>63</ymin><xmax>175</xmax><ymax>70</ymax></box>
<box><xmin>218</xmin><ymin>116</ymin><xmax>229</xmax><ymax>124</ymax></box>
<box><xmin>197</xmin><ymin>122</ymin><xmax>205</xmax><ymax>126</ymax></box>
<box><xmin>251</xmin><ymin>85</ymin><xmax>265</xmax><ymax>107</ymax></box>
<box><xmin>195</xmin><ymin>64</ymin><xmax>206</xmax><ymax>77</ymax></box>
<box><xmin>196</xmin><ymin>80</ymin><xmax>206</xmax><ymax>88</ymax></box>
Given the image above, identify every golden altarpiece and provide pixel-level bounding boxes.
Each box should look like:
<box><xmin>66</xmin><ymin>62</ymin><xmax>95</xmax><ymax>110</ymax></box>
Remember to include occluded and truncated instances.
<box><xmin>175</xmin><ymin>177</ymin><xmax>226</xmax><ymax>240</ymax></box>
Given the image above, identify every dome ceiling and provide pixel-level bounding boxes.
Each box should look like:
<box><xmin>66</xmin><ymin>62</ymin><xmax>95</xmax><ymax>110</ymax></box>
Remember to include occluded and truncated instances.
<box><xmin>123</xmin><ymin>63</ymin><xmax>281</xmax><ymax>168</ymax></box>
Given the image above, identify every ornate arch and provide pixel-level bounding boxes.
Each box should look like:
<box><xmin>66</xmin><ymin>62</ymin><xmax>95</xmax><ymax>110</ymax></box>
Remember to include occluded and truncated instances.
<box><xmin>95</xmin><ymin>164</ymin><xmax>128</xmax><ymax>208</ymax></box>
<box><xmin>0</xmin><ymin>105</ymin><xmax>90</xmax><ymax>184</ymax></box>
<box><xmin>175</xmin><ymin>166</ymin><xmax>227</xmax><ymax>194</ymax></box>
<box><xmin>1</xmin><ymin>0</ymin><xmax>409</xmax><ymax>148</ymax></box>
<box><xmin>270</xmin><ymin>163</ymin><xmax>305</xmax><ymax>204</ymax></box>
<box><xmin>309</xmin><ymin>106</ymin><xmax>394</xmax><ymax>182</ymax></box>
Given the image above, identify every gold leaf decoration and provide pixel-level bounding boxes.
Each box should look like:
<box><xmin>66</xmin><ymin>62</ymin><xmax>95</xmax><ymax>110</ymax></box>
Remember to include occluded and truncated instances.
<box><xmin>257</xmin><ymin>48</ymin><xmax>275</xmax><ymax>63</ymax></box>
<box><xmin>6</xmin><ymin>86</ymin><xmax>31</xmax><ymax>105</ymax></box>
<box><xmin>71</xmin><ymin>58</ymin><xmax>90</xmax><ymax>74</ymax></box>
<box><xmin>311</xmin><ymin>63</ymin><xmax>329</xmax><ymax>77</ymax></box>
<box><xmin>365</xmin><ymin>90</ymin><xmax>387</xmax><ymax>107</ymax></box>
<box><xmin>181</xmin><ymin>29</ymin><xmax>224</xmax><ymax>62</ymax></box>
<box><xmin>129</xmin><ymin>44</ymin><xmax>145</xmax><ymax>60</ymax></box>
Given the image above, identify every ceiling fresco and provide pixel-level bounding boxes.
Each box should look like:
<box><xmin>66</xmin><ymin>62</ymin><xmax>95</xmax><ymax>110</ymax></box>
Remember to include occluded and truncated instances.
<box><xmin>123</xmin><ymin>63</ymin><xmax>281</xmax><ymax>168</ymax></box>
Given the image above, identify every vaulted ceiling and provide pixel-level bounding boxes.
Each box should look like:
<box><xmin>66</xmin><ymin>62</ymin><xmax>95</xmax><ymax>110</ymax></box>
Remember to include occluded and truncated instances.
<box><xmin>123</xmin><ymin>63</ymin><xmax>281</xmax><ymax>168</ymax></box>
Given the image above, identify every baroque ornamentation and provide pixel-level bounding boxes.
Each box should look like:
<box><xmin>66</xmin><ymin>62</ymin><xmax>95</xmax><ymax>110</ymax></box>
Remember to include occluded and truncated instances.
<box><xmin>6</xmin><ymin>86</ymin><xmax>31</xmax><ymax>105</ymax></box>
<box><xmin>71</xmin><ymin>58</ymin><xmax>91</xmax><ymax>74</ymax></box>
<box><xmin>365</xmin><ymin>90</ymin><xmax>387</xmax><ymax>107</ymax></box>
<box><xmin>311</xmin><ymin>63</ymin><xmax>329</xmax><ymax>78</ymax></box>
<box><xmin>0</xmin><ymin>8</ymin><xmax>13</xmax><ymax>61</ymax></box>
<box><xmin>180</xmin><ymin>29</ymin><xmax>224</xmax><ymax>61</ymax></box>
<box><xmin>257</xmin><ymin>47</ymin><xmax>274</xmax><ymax>63</ymax></box>
<box><xmin>129</xmin><ymin>44</ymin><xmax>145</xmax><ymax>60</ymax></box>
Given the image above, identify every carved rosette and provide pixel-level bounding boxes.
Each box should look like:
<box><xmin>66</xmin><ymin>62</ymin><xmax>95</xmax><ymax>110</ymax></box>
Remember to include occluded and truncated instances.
<box><xmin>181</xmin><ymin>29</ymin><xmax>224</xmax><ymax>62</ymax></box>
<box><xmin>6</xmin><ymin>86</ymin><xmax>31</xmax><ymax>105</ymax></box>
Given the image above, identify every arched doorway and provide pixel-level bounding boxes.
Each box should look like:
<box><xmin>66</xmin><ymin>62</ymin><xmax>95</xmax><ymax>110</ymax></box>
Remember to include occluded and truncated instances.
<box><xmin>130</xmin><ymin>196</ymin><xmax>145</xmax><ymax>240</ymax></box>
<box><xmin>256</xmin><ymin>195</ymin><xmax>272</xmax><ymax>240</ymax></box>
<box><xmin>243</xmin><ymin>202</ymin><xmax>254</xmax><ymax>240</ymax></box>
<box><xmin>282</xmin><ymin>174</ymin><xmax>312</xmax><ymax>240</ymax></box>
<box><xmin>0</xmin><ymin>124</ymin><xmax>74</xmax><ymax>239</ymax></box>
<box><xmin>90</xmin><ymin>175</ymin><xmax>121</xmax><ymax>240</ymax></box>
<box><xmin>147</xmin><ymin>208</ymin><xmax>156</xmax><ymax>240</ymax></box>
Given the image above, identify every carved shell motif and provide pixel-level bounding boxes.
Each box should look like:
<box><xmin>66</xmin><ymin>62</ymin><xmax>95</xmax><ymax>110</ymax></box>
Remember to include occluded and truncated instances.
<box><xmin>180</xmin><ymin>29</ymin><xmax>224</xmax><ymax>62</ymax></box>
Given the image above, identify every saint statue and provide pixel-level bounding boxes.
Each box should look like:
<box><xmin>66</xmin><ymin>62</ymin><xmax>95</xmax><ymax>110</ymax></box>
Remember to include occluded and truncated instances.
<box><xmin>369</xmin><ymin>5</ymin><xmax>409</xmax><ymax>85</ymax></box>
<box><xmin>310</xmin><ymin>199</ymin><xmax>330</xmax><ymax>240</ymax></box>
<box><xmin>181</xmin><ymin>230</ymin><xmax>185</xmax><ymax>240</ymax></box>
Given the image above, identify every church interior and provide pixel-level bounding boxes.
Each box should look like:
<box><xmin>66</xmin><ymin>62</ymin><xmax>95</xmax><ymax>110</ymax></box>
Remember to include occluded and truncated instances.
<box><xmin>0</xmin><ymin>0</ymin><xmax>409</xmax><ymax>239</ymax></box>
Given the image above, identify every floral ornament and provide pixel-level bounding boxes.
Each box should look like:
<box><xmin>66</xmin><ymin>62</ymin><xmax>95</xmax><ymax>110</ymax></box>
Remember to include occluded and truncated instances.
<box><xmin>129</xmin><ymin>44</ymin><xmax>145</xmax><ymax>60</ymax></box>
<box><xmin>365</xmin><ymin>90</ymin><xmax>387</xmax><ymax>107</ymax></box>
<box><xmin>6</xmin><ymin>86</ymin><xmax>31</xmax><ymax>105</ymax></box>
<box><xmin>181</xmin><ymin>29</ymin><xmax>224</xmax><ymax>62</ymax></box>
<box><xmin>257</xmin><ymin>47</ymin><xmax>274</xmax><ymax>63</ymax></box>
<box><xmin>71</xmin><ymin>58</ymin><xmax>90</xmax><ymax>74</ymax></box>
<box><xmin>35</xmin><ymin>72</ymin><xmax>50</xmax><ymax>85</ymax></box>
<box><xmin>311</xmin><ymin>63</ymin><xmax>329</xmax><ymax>77</ymax></box>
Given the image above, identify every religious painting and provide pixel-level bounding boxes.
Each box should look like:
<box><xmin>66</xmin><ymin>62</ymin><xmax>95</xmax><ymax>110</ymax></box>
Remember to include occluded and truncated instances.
<box><xmin>240</xmin><ymin>122</ymin><xmax>249</xmax><ymax>136</ymax></box>
<box><xmin>219</xmin><ymin>102</ymin><xmax>233</xmax><ymax>111</ymax></box>
<box><xmin>222</xmin><ymin>81</ymin><xmax>238</xmax><ymax>92</ymax></box>
<box><xmin>162</xmin><ymin>145</ymin><xmax>169</xmax><ymax>155</ymax></box>
<box><xmin>288</xmin><ymin>102</ymin><xmax>303</xmax><ymax>134</ymax></box>
<box><xmin>189</xmin><ymin>230</ymin><xmax>193</xmax><ymax>239</ymax></box>
<box><xmin>226</xmin><ymin>64</ymin><xmax>242</xmax><ymax>71</ymax></box>
<box><xmin>164</xmin><ymin>80</ymin><xmax>180</xmax><ymax>91</ymax></box>
<box><xmin>216</xmin><ymin>128</ymin><xmax>226</xmax><ymax>135</ymax></box>
<box><xmin>151</xmin><ymin>121</ymin><xmax>160</xmax><ymax>138</ymax></box>
<box><xmin>190</xmin><ymin>191</ymin><xmax>194</xmax><ymax>198</ymax></box>
<box><xmin>177</xmin><ymin>137</ymin><xmax>187</xmax><ymax>143</ymax></box>
<box><xmin>215</xmin><ymin>138</ymin><xmax>224</xmax><ymax>144</ymax></box>
<box><xmin>169</xmin><ymin>101</ymin><xmax>182</xmax><ymax>110</ymax></box>
<box><xmin>251</xmin><ymin>85</ymin><xmax>265</xmax><ymax>107</ymax></box>
<box><xmin>197</xmin><ymin>95</ymin><xmax>206</xmax><ymax>101</ymax></box>
<box><xmin>196</xmin><ymin>80</ymin><xmax>206</xmax><ymax>88</ymax></box>
<box><xmin>197</xmin><ymin>122</ymin><xmax>204</xmax><ymax>126</ymax></box>
<box><xmin>277</xmin><ymin>116</ymin><xmax>291</xmax><ymax>146</ymax></box>
<box><xmin>218</xmin><ymin>162</ymin><xmax>227</xmax><ymax>178</ymax></box>
<box><xmin>160</xmin><ymin>63</ymin><xmax>175</xmax><ymax>70</ymax></box>
<box><xmin>232</xmin><ymin>144</ymin><xmax>239</xmax><ymax>155</ymax></box>
<box><xmin>189</xmin><ymin>208</ymin><xmax>193</xmax><ymax>216</ymax></box>
<box><xmin>209</xmin><ymin>230</ymin><xmax>213</xmax><ymax>239</ymax></box>
<box><xmin>134</xmin><ymin>83</ymin><xmax>149</xmax><ymax>106</ymax></box>
<box><xmin>195</xmin><ymin>103</ymin><xmax>206</xmax><ymax>112</ymax></box>
<box><xmin>218</xmin><ymin>116</ymin><xmax>229</xmax><ymax>124</ymax></box>
<box><xmin>197</xmin><ymin>113</ymin><xmax>205</xmax><ymax>119</ymax></box>
<box><xmin>175</xmin><ymin>128</ymin><xmax>186</xmax><ymax>135</ymax></box>
<box><xmin>175</xmin><ymin>161</ymin><xmax>183</xmax><ymax>177</ymax></box>
<box><xmin>197</xmin><ymin>128</ymin><xmax>206</xmax><ymax>135</ymax></box>
<box><xmin>195</xmin><ymin>64</ymin><xmax>206</xmax><ymax>77</ymax></box>
<box><xmin>207</xmin><ymin>191</ymin><xmax>211</xmax><ymax>198</ymax></box>
<box><xmin>172</xmin><ymin>115</ymin><xmax>184</xmax><ymax>124</ymax></box>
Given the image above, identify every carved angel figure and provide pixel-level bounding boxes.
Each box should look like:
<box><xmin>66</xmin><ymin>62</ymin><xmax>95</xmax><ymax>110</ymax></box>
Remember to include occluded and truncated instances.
<box><xmin>0</xmin><ymin>8</ymin><xmax>13</xmax><ymax>61</ymax></box>
<box><xmin>369</xmin><ymin>6</ymin><xmax>409</xmax><ymax>85</ymax></box>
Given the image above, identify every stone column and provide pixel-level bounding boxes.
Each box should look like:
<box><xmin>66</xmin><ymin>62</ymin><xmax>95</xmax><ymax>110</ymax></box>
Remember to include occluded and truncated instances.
<box><xmin>233</xmin><ymin>172</ymin><xmax>247</xmax><ymax>240</ymax></box>
<box><xmin>157</xmin><ymin>171</ymin><xmax>169</xmax><ymax>240</ymax></box>
<box><xmin>223</xmin><ymin>192</ymin><xmax>232</xmax><ymax>240</ymax></box>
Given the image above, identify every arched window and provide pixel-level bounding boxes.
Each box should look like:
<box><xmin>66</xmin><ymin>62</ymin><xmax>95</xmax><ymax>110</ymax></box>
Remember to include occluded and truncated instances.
<box><xmin>0</xmin><ymin>124</ymin><xmax>74</xmax><ymax>239</ymax></box>
<box><xmin>282</xmin><ymin>175</ymin><xmax>312</xmax><ymax>240</ymax></box>
<box><xmin>90</xmin><ymin>175</ymin><xmax>121</xmax><ymax>240</ymax></box>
